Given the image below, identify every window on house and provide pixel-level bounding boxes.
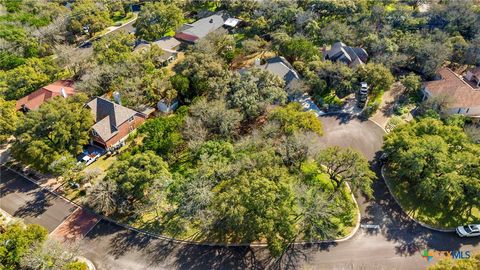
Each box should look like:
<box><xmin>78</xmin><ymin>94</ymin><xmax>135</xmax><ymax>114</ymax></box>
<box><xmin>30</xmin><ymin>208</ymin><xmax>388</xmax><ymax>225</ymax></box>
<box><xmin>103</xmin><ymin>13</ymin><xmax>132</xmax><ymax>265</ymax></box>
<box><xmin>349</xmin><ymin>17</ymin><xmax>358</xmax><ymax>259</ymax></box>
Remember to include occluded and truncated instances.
<box><xmin>457</xmin><ymin>108</ymin><xmax>461</xmax><ymax>113</ymax></box>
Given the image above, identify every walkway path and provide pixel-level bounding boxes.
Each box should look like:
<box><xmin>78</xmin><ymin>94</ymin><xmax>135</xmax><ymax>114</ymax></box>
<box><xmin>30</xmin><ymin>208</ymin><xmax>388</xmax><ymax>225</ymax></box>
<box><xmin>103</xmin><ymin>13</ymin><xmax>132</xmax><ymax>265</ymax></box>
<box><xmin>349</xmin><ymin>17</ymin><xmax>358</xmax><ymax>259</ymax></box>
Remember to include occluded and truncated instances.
<box><xmin>369</xmin><ymin>83</ymin><xmax>405</xmax><ymax>129</ymax></box>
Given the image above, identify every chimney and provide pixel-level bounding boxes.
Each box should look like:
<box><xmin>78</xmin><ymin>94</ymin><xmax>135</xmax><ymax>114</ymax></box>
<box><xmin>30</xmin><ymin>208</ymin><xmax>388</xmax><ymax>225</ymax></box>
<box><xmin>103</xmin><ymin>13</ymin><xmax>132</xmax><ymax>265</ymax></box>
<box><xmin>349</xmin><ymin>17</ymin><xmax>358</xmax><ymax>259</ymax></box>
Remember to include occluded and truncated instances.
<box><xmin>113</xmin><ymin>91</ymin><xmax>121</xmax><ymax>105</ymax></box>
<box><xmin>60</xmin><ymin>87</ymin><xmax>68</xmax><ymax>98</ymax></box>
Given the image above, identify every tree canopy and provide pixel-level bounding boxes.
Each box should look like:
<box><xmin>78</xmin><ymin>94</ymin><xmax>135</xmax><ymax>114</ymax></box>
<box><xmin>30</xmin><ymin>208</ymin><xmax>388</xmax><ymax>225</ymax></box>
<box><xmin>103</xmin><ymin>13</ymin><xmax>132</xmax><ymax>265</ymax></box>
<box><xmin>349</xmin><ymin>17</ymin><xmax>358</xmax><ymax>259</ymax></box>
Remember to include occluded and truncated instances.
<box><xmin>0</xmin><ymin>222</ymin><xmax>87</xmax><ymax>270</ymax></box>
<box><xmin>384</xmin><ymin>118</ymin><xmax>480</xmax><ymax>217</ymax></box>
<box><xmin>0</xmin><ymin>97</ymin><xmax>19</xmax><ymax>143</ymax></box>
<box><xmin>135</xmin><ymin>2</ymin><xmax>184</xmax><ymax>41</ymax></box>
<box><xmin>11</xmin><ymin>94</ymin><xmax>94</xmax><ymax>173</ymax></box>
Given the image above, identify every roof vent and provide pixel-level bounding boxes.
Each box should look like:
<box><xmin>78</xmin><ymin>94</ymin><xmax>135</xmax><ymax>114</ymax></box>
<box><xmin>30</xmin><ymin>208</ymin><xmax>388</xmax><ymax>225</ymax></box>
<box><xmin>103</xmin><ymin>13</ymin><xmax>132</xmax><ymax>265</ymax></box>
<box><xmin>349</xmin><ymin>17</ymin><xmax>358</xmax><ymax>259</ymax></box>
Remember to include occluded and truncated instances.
<box><xmin>60</xmin><ymin>87</ymin><xmax>68</xmax><ymax>98</ymax></box>
<box><xmin>209</xmin><ymin>19</ymin><xmax>213</xmax><ymax>23</ymax></box>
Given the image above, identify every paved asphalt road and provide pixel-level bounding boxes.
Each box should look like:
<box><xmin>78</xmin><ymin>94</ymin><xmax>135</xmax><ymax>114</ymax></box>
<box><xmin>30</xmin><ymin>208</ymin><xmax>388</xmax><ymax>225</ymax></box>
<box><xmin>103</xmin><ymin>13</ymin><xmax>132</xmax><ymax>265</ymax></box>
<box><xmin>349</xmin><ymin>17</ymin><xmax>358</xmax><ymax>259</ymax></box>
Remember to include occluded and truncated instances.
<box><xmin>0</xmin><ymin>167</ymin><xmax>77</xmax><ymax>232</ymax></box>
<box><xmin>1</xmin><ymin>115</ymin><xmax>479</xmax><ymax>269</ymax></box>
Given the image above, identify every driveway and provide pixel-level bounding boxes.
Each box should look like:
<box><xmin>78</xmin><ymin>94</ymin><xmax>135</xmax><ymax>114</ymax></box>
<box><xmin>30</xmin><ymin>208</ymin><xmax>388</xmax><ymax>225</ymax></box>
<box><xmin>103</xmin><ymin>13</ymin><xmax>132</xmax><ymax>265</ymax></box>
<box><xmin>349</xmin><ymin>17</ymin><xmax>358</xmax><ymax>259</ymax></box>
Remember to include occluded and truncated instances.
<box><xmin>0</xmin><ymin>167</ymin><xmax>77</xmax><ymax>232</ymax></box>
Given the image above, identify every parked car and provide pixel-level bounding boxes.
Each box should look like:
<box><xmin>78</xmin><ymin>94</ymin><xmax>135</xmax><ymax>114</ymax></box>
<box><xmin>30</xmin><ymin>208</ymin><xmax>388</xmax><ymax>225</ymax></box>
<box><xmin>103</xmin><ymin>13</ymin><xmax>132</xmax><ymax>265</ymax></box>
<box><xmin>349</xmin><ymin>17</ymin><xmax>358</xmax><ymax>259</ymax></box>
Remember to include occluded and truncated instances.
<box><xmin>456</xmin><ymin>224</ymin><xmax>480</xmax><ymax>237</ymax></box>
<box><xmin>357</xmin><ymin>82</ymin><xmax>369</xmax><ymax>108</ymax></box>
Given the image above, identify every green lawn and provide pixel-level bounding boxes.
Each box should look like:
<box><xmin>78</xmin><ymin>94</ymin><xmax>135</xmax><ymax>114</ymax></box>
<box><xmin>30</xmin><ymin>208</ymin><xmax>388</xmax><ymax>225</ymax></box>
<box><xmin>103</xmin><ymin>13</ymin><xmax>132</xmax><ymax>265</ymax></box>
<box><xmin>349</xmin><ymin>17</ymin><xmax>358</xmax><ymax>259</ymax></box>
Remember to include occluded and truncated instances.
<box><xmin>384</xmin><ymin>169</ymin><xmax>480</xmax><ymax>228</ymax></box>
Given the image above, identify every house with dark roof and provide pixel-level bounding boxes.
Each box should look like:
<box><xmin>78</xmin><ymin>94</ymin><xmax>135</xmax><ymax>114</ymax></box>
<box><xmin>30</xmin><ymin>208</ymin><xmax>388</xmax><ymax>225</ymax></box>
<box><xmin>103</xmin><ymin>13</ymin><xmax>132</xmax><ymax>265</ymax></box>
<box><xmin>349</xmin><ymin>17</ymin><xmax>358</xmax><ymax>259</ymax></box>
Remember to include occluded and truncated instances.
<box><xmin>255</xmin><ymin>56</ymin><xmax>301</xmax><ymax>90</ymax></box>
<box><xmin>323</xmin><ymin>42</ymin><xmax>368</xmax><ymax>67</ymax></box>
<box><xmin>86</xmin><ymin>97</ymin><xmax>146</xmax><ymax>149</ymax></box>
<box><xmin>465</xmin><ymin>67</ymin><xmax>480</xmax><ymax>88</ymax></box>
<box><xmin>422</xmin><ymin>68</ymin><xmax>480</xmax><ymax>118</ymax></box>
<box><xmin>16</xmin><ymin>80</ymin><xmax>75</xmax><ymax>112</ymax></box>
<box><xmin>174</xmin><ymin>12</ymin><xmax>229</xmax><ymax>43</ymax></box>
<box><xmin>251</xmin><ymin>56</ymin><xmax>324</xmax><ymax>116</ymax></box>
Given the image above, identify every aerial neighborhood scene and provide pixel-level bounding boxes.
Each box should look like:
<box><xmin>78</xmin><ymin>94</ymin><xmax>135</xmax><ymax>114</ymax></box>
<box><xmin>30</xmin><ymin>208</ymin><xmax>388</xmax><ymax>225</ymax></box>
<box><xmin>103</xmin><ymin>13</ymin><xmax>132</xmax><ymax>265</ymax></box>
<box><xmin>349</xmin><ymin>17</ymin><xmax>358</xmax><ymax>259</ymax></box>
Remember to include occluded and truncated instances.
<box><xmin>1</xmin><ymin>0</ymin><xmax>480</xmax><ymax>269</ymax></box>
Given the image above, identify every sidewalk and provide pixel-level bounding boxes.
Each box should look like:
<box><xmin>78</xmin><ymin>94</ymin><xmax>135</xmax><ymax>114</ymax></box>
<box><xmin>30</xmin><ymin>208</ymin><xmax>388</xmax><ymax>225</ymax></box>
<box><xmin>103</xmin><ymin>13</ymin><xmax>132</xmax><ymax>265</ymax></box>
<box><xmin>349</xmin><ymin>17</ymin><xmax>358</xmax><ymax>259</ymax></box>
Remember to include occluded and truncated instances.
<box><xmin>369</xmin><ymin>82</ymin><xmax>405</xmax><ymax>129</ymax></box>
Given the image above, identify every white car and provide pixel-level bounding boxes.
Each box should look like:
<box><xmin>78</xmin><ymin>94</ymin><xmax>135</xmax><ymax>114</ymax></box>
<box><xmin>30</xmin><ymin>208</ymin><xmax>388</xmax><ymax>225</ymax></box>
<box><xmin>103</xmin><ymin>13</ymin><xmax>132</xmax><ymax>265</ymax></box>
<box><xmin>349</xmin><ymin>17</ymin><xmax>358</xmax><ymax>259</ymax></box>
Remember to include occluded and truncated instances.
<box><xmin>456</xmin><ymin>224</ymin><xmax>480</xmax><ymax>237</ymax></box>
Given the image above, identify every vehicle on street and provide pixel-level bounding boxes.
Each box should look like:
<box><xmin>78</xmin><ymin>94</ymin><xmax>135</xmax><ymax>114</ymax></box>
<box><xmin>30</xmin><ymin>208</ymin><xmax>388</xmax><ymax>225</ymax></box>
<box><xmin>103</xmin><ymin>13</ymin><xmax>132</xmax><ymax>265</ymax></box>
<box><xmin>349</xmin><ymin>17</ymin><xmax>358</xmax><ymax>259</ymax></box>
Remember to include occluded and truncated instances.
<box><xmin>456</xmin><ymin>224</ymin><xmax>480</xmax><ymax>237</ymax></box>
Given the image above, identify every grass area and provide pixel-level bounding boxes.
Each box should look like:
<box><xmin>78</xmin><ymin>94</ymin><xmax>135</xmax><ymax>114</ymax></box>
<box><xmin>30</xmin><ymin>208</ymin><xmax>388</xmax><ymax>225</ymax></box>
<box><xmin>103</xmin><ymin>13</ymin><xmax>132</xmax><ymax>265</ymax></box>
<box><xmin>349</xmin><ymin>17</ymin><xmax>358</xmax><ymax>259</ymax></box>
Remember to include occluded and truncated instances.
<box><xmin>164</xmin><ymin>29</ymin><xmax>175</xmax><ymax>37</ymax></box>
<box><xmin>384</xmin><ymin>169</ymin><xmax>480</xmax><ymax>228</ymax></box>
<box><xmin>88</xmin><ymin>154</ymin><xmax>117</xmax><ymax>173</ymax></box>
<box><xmin>112</xmin><ymin>12</ymin><xmax>134</xmax><ymax>23</ymax></box>
<box><xmin>230</xmin><ymin>50</ymin><xmax>277</xmax><ymax>70</ymax></box>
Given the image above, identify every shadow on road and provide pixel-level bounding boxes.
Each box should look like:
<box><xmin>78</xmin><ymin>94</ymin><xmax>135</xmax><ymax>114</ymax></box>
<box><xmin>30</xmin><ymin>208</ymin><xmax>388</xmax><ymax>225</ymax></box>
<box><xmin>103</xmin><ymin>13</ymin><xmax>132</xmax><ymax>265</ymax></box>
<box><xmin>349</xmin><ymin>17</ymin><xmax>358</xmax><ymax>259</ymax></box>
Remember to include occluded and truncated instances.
<box><xmin>14</xmin><ymin>190</ymin><xmax>53</xmax><ymax>218</ymax></box>
<box><xmin>362</xmin><ymin>151</ymin><xmax>480</xmax><ymax>257</ymax></box>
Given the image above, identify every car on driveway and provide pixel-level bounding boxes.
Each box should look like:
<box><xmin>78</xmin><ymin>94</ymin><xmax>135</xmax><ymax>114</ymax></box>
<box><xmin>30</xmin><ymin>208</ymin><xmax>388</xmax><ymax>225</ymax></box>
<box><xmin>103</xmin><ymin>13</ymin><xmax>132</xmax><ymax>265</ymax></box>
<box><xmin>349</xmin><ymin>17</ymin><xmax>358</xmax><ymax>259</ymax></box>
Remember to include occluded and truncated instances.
<box><xmin>456</xmin><ymin>224</ymin><xmax>480</xmax><ymax>237</ymax></box>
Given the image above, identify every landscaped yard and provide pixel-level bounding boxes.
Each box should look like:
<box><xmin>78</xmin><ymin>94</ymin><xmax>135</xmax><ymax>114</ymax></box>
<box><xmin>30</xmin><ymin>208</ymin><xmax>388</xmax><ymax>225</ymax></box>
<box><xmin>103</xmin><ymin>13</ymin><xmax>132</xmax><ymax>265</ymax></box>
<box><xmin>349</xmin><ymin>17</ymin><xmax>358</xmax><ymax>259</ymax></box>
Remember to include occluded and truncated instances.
<box><xmin>384</xmin><ymin>169</ymin><xmax>480</xmax><ymax>229</ymax></box>
<box><xmin>125</xmin><ymin>160</ymin><xmax>360</xmax><ymax>243</ymax></box>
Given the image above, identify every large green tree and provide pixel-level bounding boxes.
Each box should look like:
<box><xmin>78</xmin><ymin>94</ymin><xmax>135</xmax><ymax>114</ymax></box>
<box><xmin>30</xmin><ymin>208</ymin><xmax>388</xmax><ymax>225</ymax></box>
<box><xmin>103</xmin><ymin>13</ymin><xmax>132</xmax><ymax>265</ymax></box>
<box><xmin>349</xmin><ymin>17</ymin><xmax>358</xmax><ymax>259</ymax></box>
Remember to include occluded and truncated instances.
<box><xmin>101</xmin><ymin>151</ymin><xmax>172</xmax><ymax>213</ymax></box>
<box><xmin>138</xmin><ymin>107</ymin><xmax>187</xmax><ymax>159</ymax></box>
<box><xmin>269</xmin><ymin>103</ymin><xmax>323</xmax><ymax>136</ymax></box>
<box><xmin>356</xmin><ymin>63</ymin><xmax>394</xmax><ymax>98</ymax></box>
<box><xmin>278</xmin><ymin>36</ymin><xmax>319</xmax><ymax>63</ymax></box>
<box><xmin>0</xmin><ymin>223</ymin><xmax>47</xmax><ymax>270</ymax></box>
<box><xmin>384</xmin><ymin>118</ymin><xmax>480</xmax><ymax>215</ymax></box>
<box><xmin>93</xmin><ymin>31</ymin><xmax>135</xmax><ymax>64</ymax></box>
<box><xmin>227</xmin><ymin>68</ymin><xmax>287</xmax><ymax>119</ymax></box>
<box><xmin>0</xmin><ymin>97</ymin><xmax>19</xmax><ymax>143</ymax></box>
<box><xmin>0</xmin><ymin>58</ymin><xmax>59</xmax><ymax>100</ymax></box>
<box><xmin>11</xmin><ymin>94</ymin><xmax>93</xmax><ymax>172</ymax></box>
<box><xmin>67</xmin><ymin>0</ymin><xmax>112</xmax><ymax>37</ymax></box>
<box><xmin>135</xmin><ymin>2</ymin><xmax>184</xmax><ymax>41</ymax></box>
<box><xmin>316</xmin><ymin>146</ymin><xmax>375</xmax><ymax>198</ymax></box>
<box><xmin>174</xmin><ymin>51</ymin><xmax>231</xmax><ymax>102</ymax></box>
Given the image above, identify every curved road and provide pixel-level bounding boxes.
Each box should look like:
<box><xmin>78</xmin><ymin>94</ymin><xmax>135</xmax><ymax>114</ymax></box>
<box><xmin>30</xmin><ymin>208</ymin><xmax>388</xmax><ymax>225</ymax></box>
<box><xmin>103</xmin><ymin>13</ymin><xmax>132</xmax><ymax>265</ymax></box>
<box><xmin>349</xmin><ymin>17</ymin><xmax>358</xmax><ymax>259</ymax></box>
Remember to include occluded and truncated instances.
<box><xmin>76</xmin><ymin>114</ymin><xmax>479</xmax><ymax>269</ymax></box>
<box><xmin>2</xmin><ymin>114</ymin><xmax>478</xmax><ymax>269</ymax></box>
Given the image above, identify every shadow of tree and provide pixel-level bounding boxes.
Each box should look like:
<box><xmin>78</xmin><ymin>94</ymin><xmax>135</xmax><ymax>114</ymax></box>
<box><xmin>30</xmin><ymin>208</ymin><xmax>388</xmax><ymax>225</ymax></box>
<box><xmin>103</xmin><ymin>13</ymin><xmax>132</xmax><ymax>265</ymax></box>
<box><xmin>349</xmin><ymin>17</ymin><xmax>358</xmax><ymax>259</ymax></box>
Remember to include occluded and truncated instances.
<box><xmin>14</xmin><ymin>190</ymin><xmax>53</xmax><ymax>218</ymax></box>
<box><xmin>0</xmin><ymin>166</ymin><xmax>36</xmax><ymax>196</ymax></box>
<box><xmin>362</xmin><ymin>151</ymin><xmax>480</xmax><ymax>258</ymax></box>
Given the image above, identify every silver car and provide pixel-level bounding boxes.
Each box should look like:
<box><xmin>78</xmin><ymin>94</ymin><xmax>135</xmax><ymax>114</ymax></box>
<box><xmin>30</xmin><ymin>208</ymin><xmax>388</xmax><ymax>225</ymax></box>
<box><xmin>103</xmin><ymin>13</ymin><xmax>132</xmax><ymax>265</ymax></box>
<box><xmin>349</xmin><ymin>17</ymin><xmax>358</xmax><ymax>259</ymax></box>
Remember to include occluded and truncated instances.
<box><xmin>456</xmin><ymin>224</ymin><xmax>480</xmax><ymax>237</ymax></box>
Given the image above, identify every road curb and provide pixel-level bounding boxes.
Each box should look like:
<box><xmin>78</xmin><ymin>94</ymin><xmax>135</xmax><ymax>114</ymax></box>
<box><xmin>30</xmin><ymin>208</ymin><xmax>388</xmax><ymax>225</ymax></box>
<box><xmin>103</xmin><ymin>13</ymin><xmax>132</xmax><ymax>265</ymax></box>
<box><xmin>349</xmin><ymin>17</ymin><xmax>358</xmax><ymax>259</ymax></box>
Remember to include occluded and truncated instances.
<box><xmin>4</xmin><ymin>166</ymin><xmax>361</xmax><ymax>247</ymax></box>
<box><xmin>318</xmin><ymin>113</ymin><xmax>457</xmax><ymax>234</ymax></box>
<box><xmin>380</xmin><ymin>166</ymin><xmax>456</xmax><ymax>233</ymax></box>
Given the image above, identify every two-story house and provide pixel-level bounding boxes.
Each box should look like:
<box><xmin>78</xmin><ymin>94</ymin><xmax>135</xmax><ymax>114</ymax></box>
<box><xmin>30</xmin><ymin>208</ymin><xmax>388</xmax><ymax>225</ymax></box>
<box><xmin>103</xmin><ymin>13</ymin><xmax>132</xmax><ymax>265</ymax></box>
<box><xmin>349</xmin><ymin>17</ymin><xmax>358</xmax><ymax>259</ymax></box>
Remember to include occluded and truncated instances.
<box><xmin>86</xmin><ymin>97</ymin><xmax>146</xmax><ymax>149</ymax></box>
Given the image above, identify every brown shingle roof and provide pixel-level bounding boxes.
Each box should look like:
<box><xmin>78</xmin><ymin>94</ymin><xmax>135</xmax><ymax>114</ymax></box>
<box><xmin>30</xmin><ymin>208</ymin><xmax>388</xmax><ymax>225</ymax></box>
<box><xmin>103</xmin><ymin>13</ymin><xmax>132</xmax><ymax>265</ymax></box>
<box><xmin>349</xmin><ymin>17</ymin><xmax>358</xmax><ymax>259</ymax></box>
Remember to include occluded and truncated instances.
<box><xmin>86</xmin><ymin>97</ymin><xmax>138</xmax><ymax>142</ymax></box>
<box><xmin>424</xmin><ymin>68</ymin><xmax>480</xmax><ymax>108</ymax></box>
<box><xmin>16</xmin><ymin>80</ymin><xmax>75</xmax><ymax>111</ymax></box>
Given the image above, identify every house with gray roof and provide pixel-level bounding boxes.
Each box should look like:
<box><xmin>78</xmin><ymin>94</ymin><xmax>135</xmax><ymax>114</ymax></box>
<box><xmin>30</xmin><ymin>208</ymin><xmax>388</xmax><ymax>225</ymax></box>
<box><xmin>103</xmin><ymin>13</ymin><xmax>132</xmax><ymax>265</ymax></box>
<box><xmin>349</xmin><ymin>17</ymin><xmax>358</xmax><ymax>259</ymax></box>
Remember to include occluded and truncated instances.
<box><xmin>175</xmin><ymin>12</ymin><xmax>229</xmax><ymax>43</ymax></box>
<box><xmin>252</xmin><ymin>56</ymin><xmax>324</xmax><ymax>115</ymax></box>
<box><xmin>323</xmin><ymin>42</ymin><xmax>368</xmax><ymax>67</ymax></box>
<box><xmin>134</xmin><ymin>36</ymin><xmax>181</xmax><ymax>65</ymax></box>
<box><xmin>86</xmin><ymin>97</ymin><xmax>146</xmax><ymax>149</ymax></box>
<box><xmin>256</xmin><ymin>56</ymin><xmax>301</xmax><ymax>90</ymax></box>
